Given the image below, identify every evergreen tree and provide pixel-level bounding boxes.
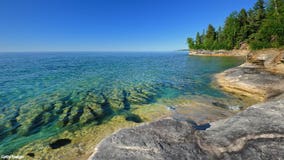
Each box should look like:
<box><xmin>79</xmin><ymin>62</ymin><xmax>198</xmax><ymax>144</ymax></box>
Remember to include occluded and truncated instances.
<box><xmin>237</xmin><ymin>9</ymin><xmax>249</xmax><ymax>45</ymax></box>
<box><xmin>248</xmin><ymin>0</ymin><xmax>266</xmax><ymax>41</ymax></box>
<box><xmin>201</xmin><ymin>30</ymin><xmax>206</xmax><ymax>46</ymax></box>
<box><xmin>216</xmin><ymin>26</ymin><xmax>222</xmax><ymax>42</ymax></box>
<box><xmin>204</xmin><ymin>24</ymin><xmax>216</xmax><ymax>50</ymax></box>
<box><xmin>217</xmin><ymin>26</ymin><xmax>227</xmax><ymax>49</ymax></box>
<box><xmin>187</xmin><ymin>38</ymin><xmax>195</xmax><ymax>50</ymax></box>
<box><xmin>251</xmin><ymin>0</ymin><xmax>284</xmax><ymax>49</ymax></box>
<box><xmin>223</xmin><ymin>12</ymin><xmax>240</xmax><ymax>49</ymax></box>
<box><xmin>195</xmin><ymin>32</ymin><xmax>202</xmax><ymax>49</ymax></box>
<box><xmin>186</xmin><ymin>0</ymin><xmax>284</xmax><ymax>50</ymax></box>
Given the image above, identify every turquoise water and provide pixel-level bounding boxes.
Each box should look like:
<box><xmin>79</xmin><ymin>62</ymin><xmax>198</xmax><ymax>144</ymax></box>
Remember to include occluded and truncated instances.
<box><xmin>0</xmin><ymin>52</ymin><xmax>243</xmax><ymax>154</ymax></box>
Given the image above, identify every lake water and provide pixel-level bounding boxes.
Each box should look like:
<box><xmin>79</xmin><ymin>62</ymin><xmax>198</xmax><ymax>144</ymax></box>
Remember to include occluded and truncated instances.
<box><xmin>0</xmin><ymin>52</ymin><xmax>243</xmax><ymax>154</ymax></box>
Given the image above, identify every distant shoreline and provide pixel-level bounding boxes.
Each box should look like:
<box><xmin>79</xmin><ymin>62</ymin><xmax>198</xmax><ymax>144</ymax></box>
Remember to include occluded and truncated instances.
<box><xmin>188</xmin><ymin>49</ymin><xmax>249</xmax><ymax>57</ymax></box>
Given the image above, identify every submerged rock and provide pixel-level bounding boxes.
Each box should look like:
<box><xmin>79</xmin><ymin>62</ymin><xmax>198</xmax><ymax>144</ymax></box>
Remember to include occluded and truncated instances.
<box><xmin>89</xmin><ymin>99</ymin><xmax>284</xmax><ymax>160</ymax></box>
<box><xmin>125</xmin><ymin>114</ymin><xmax>143</xmax><ymax>123</ymax></box>
<box><xmin>212</xmin><ymin>101</ymin><xmax>227</xmax><ymax>109</ymax></box>
<box><xmin>27</xmin><ymin>153</ymin><xmax>35</xmax><ymax>158</ymax></box>
<box><xmin>49</xmin><ymin>139</ymin><xmax>72</xmax><ymax>149</ymax></box>
<box><xmin>166</xmin><ymin>106</ymin><xmax>176</xmax><ymax>111</ymax></box>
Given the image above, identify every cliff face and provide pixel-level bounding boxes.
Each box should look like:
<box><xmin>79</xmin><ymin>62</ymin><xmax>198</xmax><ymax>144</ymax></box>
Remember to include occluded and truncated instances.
<box><xmin>89</xmin><ymin>98</ymin><xmax>284</xmax><ymax>160</ymax></box>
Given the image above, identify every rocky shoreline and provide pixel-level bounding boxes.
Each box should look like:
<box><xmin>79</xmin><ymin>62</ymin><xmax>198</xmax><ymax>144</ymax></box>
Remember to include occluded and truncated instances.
<box><xmin>89</xmin><ymin>98</ymin><xmax>284</xmax><ymax>159</ymax></box>
<box><xmin>89</xmin><ymin>49</ymin><xmax>284</xmax><ymax>160</ymax></box>
<box><xmin>189</xmin><ymin>49</ymin><xmax>250</xmax><ymax>56</ymax></box>
<box><xmin>215</xmin><ymin>49</ymin><xmax>284</xmax><ymax>101</ymax></box>
<box><xmin>215</xmin><ymin>63</ymin><xmax>284</xmax><ymax>101</ymax></box>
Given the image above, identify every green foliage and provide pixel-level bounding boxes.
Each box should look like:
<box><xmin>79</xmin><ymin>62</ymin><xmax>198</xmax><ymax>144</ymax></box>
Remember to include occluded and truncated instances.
<box><xmin>237</xmin><ymin>9</ymin><xmax>249</xmax><ymax>44</ymax></box>
<box><xmin>187</xmin><ymin>38</ymin><xmax>195</xmax><ymax>50</ymax></box>
<box><xmin>187</xmin><ymin>0</ymin><xmax>284</xmax><ymax>50</ymax></box>
<box><xmin>195</xmin><ymin>32</ymin><xmax>202</xmax><ymax>49</ymax></box>
<box><xmin>204</xmin><ymin>24</ymin><xmax>216</xmax><ymax>50</ymax></box>
<box><xmin>251</xmin><ymin>0</ymin><xmax>284</xmax><ymax>49</ymax></box>
<box><xmin>223</xmin><ymin>12</ymin><xmax>240</xmax><ymax>49</ymax></box>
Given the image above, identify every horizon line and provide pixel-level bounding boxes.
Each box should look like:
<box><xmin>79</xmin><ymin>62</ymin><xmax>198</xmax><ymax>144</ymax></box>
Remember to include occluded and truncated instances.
<box><xmin>0</xmin><ymin>49</ymin><xmax>187</xmax><ymax>53</ymax></box>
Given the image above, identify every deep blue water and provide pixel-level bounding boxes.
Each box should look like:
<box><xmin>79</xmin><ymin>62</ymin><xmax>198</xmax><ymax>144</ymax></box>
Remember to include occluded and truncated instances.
<box><xmin>0</xmin><ymin>52</ymin><xmax>243</xmax><ymax>154</ymax></box>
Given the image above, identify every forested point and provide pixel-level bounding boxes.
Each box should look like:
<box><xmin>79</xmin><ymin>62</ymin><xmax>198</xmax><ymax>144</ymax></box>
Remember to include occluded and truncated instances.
<box><xmin>187</xmin><ymin>0</ymin><xmax>284</xmax><ymax>50</ymax></box>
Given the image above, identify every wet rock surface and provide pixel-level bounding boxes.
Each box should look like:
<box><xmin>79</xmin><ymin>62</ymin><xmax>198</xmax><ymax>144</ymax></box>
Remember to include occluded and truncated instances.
<box><xmin>89</xmin><ymin>99</ymin><xmax>284</xmax><ymax>160</ymax></box>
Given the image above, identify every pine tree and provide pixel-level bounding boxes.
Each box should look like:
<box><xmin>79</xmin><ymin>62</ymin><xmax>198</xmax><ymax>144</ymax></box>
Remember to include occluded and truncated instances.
<box><xmin>187</xmin><ymin>0</ymin><xmax>284</xmax><ymax>51</ymax></box>
<box><xmin>237</xmin><ymin>9</ymin><xmax>249</xmax><ymax>45</ymax></box>
<box><xmin>195</xmin><ymin>32</ymin><xmax>202</xmax><ymax>49</ymax></box>
<box><xmin>251</xmin><ymin>0</ymin><xmax>284</xmax><ymax>49</ymax></box>
<box><xmin>217</xmin><ymin>26</ymin><xmax>222</xmax><ymax>42</ymax></box>
<box><xmin>248</xmin><ymin>0</ymin><xmax>266</xmax><ymax>41</ymax></box>
<box><xmin>204</xmin><ymin>24</ymin><xmax>216</xmax><ymax>50</ymax></box>
<box><xmin>223</xmin><ymin>12</ymin><xmax>240</xmax><ymax>49</ymax></box>
<box><xmin>216</xmin><ymin>26</ymin><xmax>227</xmax><ymax>49</ymax></box>
<box><xmin>187</xmin><ymin>38</ymin><xmax>195</xmax><ymax>50</ymax></box>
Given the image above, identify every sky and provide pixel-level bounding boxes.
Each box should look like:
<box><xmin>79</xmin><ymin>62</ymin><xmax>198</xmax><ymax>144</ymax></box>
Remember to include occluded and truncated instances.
<box><xmin>0</xmin><ymin>0</ymin><xmax>257</xmax><ymax>52</ymax></box>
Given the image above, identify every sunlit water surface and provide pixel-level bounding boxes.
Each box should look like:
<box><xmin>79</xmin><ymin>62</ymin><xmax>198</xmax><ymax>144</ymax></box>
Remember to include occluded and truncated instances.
<box><xmin>0</xmin><ymin>52</ymin><xmax>243</xmax><ymax>154</ymax></box>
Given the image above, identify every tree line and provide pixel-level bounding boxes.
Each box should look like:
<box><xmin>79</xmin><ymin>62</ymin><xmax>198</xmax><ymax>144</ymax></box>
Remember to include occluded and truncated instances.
<box><xmin>187</xmin><ymin>0</ymin><xmax>284</xmax><ymax>50</ymax></box>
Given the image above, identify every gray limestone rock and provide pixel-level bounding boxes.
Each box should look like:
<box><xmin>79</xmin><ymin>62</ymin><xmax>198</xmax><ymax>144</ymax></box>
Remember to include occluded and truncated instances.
<box><xmin>89</xmin><ymin>99</ymin><xmax>284</xmax><ymax>160</ymax></box>
<box><xmin>89</xmin><ymin>118</ymin><xmax>211</xmax><ymax>160</ymax></box>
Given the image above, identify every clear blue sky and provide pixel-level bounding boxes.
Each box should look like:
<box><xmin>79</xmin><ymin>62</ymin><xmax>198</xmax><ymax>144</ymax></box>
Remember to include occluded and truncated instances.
<box><xmin>0</xmin><ymin>0</ymin><xmax>256</xmax><ymax>52</ymax></box>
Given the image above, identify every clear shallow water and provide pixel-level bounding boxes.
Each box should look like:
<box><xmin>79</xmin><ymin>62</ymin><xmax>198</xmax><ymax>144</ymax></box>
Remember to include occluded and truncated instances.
<box><xmin>0</xmin><ymin>52</ymin><xmax>243</xmax><ymax>154</ymax></box>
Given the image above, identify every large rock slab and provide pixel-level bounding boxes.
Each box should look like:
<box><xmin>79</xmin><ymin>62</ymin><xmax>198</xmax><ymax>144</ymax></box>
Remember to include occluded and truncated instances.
<box><xmin>89</xmin><ymin>99</ymin><xmax>284</xmax><ymax>160</ymax></box>
<box><xmin>215</xmin><ymin>63</ymin><xmax>284</xmax><ymax>101</ymax></box>
<box><xmin>198</xmin><ymin>99</ymin><xmax>284</xmax><ymax>159</ymax></box>
<box><xmin>88</xmin><ymin>118</ymin><xmax>211</xmax><ymax>160</ymax></box>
